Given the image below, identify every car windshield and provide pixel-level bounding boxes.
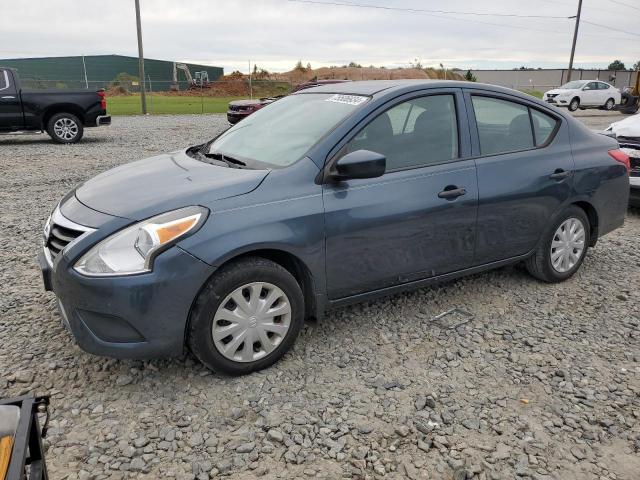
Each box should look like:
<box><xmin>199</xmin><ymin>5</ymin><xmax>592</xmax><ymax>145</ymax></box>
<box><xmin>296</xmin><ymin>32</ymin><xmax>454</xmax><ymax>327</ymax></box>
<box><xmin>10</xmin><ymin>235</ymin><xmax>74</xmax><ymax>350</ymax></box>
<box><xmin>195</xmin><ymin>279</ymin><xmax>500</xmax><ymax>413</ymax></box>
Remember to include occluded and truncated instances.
<box><xmin>558</xmin><ymin>81</ymin><xmax>587</xmax><ymax>89</ymax></box>
<box><xmin>206</xmin><ymin>93</ymin><xmax>368</xmax><ymax>168</ymax></box>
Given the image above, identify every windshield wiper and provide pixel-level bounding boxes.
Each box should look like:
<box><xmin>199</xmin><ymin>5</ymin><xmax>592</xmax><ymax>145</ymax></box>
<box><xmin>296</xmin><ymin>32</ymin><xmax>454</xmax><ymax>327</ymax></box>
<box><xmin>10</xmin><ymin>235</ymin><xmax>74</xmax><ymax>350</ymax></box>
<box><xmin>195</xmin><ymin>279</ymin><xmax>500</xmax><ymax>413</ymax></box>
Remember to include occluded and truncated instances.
<box><xmin>206</xmin><ymin>152</ymin><xmax>247</xmax><ymax>168</ymax></box>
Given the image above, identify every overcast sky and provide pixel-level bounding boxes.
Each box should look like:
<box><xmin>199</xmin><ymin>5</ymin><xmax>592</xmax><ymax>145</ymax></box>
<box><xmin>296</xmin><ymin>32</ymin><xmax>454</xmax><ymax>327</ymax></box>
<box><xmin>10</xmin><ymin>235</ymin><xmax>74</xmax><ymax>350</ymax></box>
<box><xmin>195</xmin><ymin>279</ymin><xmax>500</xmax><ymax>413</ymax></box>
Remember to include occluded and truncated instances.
<box><xmin>1</xmin><ymin>0</ymin><xmax>638</xmax><ymax>73</ymax></box>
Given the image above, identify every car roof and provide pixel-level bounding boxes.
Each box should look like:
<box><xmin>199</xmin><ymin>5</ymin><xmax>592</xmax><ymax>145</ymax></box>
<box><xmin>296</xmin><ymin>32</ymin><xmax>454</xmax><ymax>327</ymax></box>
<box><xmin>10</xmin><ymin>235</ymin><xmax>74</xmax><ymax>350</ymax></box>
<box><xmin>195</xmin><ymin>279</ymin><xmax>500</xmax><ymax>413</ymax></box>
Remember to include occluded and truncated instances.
<box><xmin>295</xmin><ymin>79</ymin><xmax>440</xmax><ymax>95</ymax></box>
<box><xmin>294</xmin><ymin>79</ymin><xmax>545</xmax><ymax>100</ymax></box>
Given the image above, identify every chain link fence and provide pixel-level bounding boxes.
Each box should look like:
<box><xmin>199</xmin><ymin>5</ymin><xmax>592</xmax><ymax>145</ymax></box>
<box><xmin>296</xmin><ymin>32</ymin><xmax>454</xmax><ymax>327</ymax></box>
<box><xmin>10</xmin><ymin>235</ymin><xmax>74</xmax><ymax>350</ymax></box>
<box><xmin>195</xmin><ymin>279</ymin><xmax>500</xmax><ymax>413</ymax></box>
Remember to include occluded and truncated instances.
<box><xmin>17</xmin><ymin>78</ymin><xmax>296</xmax><ymax>115</ymax></box>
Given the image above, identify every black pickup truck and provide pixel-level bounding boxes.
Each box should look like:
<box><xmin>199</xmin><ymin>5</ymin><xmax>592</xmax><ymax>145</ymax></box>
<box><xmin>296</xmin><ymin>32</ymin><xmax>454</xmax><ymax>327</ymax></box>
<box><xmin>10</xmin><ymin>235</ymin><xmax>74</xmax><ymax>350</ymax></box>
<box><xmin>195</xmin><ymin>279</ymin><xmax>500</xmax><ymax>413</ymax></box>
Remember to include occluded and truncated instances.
<box><xmin>0</xmin><ymin>67</ymin><xmax>110</xmax><ymax>143</ymax></box>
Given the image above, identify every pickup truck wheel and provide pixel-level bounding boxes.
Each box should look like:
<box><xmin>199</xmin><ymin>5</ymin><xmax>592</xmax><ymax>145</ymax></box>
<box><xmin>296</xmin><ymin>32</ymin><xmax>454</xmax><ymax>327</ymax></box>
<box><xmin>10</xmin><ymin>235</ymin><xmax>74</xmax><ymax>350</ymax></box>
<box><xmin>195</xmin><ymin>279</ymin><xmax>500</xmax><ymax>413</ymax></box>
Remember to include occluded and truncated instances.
<box><xmin>187</xmin><ymin>257</ymin><xmax>305</xmax><ymax>375</ymax></box>
<box><xmin>47</xmin><ymin>112</ymin><xmax>84</xmax><ymax>144</ymax></box>
<box><xmin>525</xmin><ymin>206</ymin><xmax>590</xmax><ymax>283</ymax></box>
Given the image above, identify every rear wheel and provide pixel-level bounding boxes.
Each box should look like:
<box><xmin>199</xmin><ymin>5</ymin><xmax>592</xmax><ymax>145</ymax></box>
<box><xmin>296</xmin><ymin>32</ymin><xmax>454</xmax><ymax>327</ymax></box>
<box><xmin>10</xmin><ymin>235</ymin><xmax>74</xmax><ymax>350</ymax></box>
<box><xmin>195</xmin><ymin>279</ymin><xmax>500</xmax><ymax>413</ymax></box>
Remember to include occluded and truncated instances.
<box><xmin>568</xmin><ymin>97</ymin><xmax>580</xmax><ymax>112</ymax></box>
<box><xmin>187</xmin><ymin>257</ymin><xmax>305</xmax><ymax>375</ymax></box>
<box><xmin>525</xmin><ymin>206</ymin><xmax>590</xmax><ymax>283</ymax></box>
<box><xmin>604</xmin><ymin>98</ymin><xmax>615</xmax><ymax>110</ymax></box>
<box><xmin>46</xmin><ymin>112</ymin><xmax>84</xmax><ymax>144</ymax></box>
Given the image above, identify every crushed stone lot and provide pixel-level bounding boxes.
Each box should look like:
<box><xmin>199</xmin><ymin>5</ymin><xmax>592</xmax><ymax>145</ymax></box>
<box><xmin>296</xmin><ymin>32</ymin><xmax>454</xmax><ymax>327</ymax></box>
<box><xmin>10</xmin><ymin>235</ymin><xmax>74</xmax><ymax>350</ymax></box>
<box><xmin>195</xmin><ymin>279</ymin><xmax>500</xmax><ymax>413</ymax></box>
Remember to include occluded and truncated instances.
<box><xmin>1</xmin><ymin>113</ymin><xmax>639</xmax><ymax>480</ymax></box>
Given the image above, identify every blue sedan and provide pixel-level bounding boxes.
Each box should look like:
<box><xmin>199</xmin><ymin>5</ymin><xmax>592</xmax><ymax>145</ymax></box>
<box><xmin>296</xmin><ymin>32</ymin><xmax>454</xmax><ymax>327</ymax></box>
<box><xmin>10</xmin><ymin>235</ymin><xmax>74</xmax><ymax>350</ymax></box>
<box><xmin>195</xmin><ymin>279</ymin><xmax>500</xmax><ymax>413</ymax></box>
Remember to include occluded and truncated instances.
<box><xmin>39</xmin><ymin>80</ymin><xmax>630</xmax><ymax>374</ymax></box>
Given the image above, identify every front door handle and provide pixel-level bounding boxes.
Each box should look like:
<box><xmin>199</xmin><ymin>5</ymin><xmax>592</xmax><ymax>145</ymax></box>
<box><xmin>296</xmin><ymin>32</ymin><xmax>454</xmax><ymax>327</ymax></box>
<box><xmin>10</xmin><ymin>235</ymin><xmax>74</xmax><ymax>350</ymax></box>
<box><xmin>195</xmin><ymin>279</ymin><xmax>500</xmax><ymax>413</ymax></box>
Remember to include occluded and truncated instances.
<box><xmin>549</xmin><ymin>169</ymin><xmax>571</xmax><ymax>180</ymax></box>
<box><xmin>1</xmin><ymin>95</ymin><xmax>15</xmax><ymax>99</ymax></box>
<box><xmin>438</xmin><ymin>186</ymin><xmax>467</xmax><ymax>200</ymax></box>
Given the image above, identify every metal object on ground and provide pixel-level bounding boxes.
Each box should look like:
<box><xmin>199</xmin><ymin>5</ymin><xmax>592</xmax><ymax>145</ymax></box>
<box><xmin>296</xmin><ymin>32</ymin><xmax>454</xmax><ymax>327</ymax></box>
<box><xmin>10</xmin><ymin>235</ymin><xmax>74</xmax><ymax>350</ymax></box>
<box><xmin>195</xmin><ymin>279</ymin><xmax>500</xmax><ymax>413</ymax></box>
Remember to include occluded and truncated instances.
<box><xmin>0</xmin><ymin>396</ymin><xmax>49</xmax><ymax>480</ymax></box>
<box><xmin>427</xmin><ymin>308</ymin><xmax>475</xmax><ymax>329</ymax></box>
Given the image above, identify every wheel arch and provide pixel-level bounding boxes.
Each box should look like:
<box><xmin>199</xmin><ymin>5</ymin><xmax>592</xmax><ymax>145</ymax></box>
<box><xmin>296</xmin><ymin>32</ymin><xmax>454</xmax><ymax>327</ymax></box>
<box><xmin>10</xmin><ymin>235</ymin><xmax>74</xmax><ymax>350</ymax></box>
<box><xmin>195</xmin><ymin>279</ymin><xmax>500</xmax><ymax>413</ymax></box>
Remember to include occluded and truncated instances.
<box><xmin>42</xmin><ymin>104</ymin><xmax>86</xmax><ymax>129</ymax></box>
<box><xmin>572</xmin><ymin>200</ymin><xmax>599</xmax><ymax>246</ymax></box>
<box><xmin>188</xmin><ymin>246</ymin><xmax>321</xmax><ymax>331</ymax></box>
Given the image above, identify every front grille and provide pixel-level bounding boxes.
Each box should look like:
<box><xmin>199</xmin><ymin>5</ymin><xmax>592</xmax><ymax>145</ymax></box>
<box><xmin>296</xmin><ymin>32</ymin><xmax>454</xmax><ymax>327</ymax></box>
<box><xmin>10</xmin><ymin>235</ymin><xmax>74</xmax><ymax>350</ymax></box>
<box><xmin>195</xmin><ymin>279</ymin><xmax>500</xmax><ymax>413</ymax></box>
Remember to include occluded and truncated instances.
<box><xmin>44</xmin><ymin>206</ymin><xmax>95</xmax><ymax>262</ymax></box>
<box><xmin>229</xmin><ymin>105</ymin><xmax>241</xmax><ymax>111</ymax></box>
<box><xmin>47</xmin><ymin>223</ymin><xmax>84</xmax><ymax>259</ymax></box>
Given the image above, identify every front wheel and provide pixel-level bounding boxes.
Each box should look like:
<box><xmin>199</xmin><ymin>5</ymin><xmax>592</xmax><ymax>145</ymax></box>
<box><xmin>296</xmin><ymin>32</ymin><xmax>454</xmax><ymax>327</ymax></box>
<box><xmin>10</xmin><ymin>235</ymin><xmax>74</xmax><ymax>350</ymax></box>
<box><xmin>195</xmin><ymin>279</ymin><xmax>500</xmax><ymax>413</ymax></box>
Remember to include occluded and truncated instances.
<box><xmin>46</xmin><ymin>112</ymin><xmax>84</xmax><ymax>144</ymax></box>
<box><xmin>187</xmin><ymin>257</ymin><xmax>305</xmax><ymax>375</ymax></box>
<box><xmin>525</xmin><ymin>206</ymin><xmax>590</xmax><ymax>283</ymax></box>
<box><xmin>568</xmin><ymin>98</ymin><xmax>580</xmax><ymax>112</ymax></box>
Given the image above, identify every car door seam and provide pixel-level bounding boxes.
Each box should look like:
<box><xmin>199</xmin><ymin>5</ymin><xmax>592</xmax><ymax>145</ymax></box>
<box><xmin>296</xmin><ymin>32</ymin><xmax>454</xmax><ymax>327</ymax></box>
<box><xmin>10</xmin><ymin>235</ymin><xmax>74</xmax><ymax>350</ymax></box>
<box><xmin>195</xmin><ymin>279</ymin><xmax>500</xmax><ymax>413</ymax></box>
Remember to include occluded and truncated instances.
<box><xmin>215</xmin><ymin>193</ymin><xmax>323</xmax><ymax>214</ymax></box>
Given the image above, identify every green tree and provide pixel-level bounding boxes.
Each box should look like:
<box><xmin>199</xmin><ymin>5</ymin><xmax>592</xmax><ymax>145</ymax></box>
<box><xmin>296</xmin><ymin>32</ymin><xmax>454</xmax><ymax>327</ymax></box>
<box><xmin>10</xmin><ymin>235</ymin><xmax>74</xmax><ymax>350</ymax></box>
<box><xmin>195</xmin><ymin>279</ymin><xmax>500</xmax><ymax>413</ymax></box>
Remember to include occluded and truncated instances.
<box><xmin>464</xmin><ymin>69</ymin><xmax>477</xmax><ymax>82</ymax></box>
<box><xmin>294</xmin><ymin>60</ymin><xmax>305</xmax><ymax>72</ymax></box>
<box><xmin>348</xmin><ymin>61</ymin><xmax>362</xmax><ymax>68</ymax></box>
<box><xmin>607</xmin><ymin>60</ymin><xmax>626</xmax><ymax>71</ymax></box>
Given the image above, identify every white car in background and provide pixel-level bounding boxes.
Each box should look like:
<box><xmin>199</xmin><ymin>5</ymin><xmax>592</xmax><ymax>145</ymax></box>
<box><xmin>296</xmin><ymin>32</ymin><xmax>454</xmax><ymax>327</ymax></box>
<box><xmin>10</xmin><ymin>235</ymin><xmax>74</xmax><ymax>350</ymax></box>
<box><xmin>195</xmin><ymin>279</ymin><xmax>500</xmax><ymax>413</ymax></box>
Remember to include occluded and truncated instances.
<box><xmin>605</xmin><ymin>114</ymin><xmax>640</xmax><ymax>207</ymax></box>
<box><xmin>544</xmin><ymin>80</ymin><xmax>621</xmax><ymax>112</ymax></box>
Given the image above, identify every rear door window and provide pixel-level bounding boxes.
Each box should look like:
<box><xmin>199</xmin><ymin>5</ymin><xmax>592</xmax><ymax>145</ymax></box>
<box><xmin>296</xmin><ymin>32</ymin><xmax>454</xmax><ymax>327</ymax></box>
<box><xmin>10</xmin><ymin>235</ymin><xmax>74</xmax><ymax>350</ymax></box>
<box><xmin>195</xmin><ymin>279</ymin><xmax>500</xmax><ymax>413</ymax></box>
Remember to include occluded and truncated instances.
<box><xmin>471</xmin><ymin>96</ymin><xmax>534</xmax><ymax>155</ymax></box>
<box><xmin>471</xmin><ymin>96</ymin><xmax>559</xmax><ymax>155</ymax></box>
<box><xmin>530</xmin><ymin>109</ymin><xmax>558</xmax><ymax>146</ymax></box>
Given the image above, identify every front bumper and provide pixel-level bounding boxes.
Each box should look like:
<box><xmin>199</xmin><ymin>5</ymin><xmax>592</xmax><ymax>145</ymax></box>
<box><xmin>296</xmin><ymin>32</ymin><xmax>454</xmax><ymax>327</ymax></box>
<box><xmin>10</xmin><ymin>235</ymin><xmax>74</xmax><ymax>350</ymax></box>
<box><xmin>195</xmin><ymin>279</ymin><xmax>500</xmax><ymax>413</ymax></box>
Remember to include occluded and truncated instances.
<box><xmin>545</xmin><ymin>96</ymin><xmax>568</xmax><ymax>105</ymax></box>
<box><xmin>38</xmin><ymin>203</ymin><xmax>213</xmax><ymax>359</ymax></box>
<box><xmin>226</xmin><ymin>111</ymin><xmax>250</xmax><ymax>125</ymax></box>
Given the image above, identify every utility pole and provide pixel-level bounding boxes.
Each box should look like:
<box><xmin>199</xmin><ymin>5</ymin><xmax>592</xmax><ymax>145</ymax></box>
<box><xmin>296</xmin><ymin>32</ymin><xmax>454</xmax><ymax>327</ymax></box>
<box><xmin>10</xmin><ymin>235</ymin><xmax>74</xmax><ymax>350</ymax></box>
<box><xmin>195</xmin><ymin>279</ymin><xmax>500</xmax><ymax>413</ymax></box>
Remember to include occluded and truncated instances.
<box><xmin>248</xmin><ymin>60</ymin><xmax>253</xmax><ymax>99</ymax></box>
<box><xmin>135</xmin><ymin>0</ymin><xmax>147</xmax><ymax>114</ymax></box>
<box><xmin>566</xmin><ymin>0</ymin><xmax>583</xmax><ymax>82</ymax></box>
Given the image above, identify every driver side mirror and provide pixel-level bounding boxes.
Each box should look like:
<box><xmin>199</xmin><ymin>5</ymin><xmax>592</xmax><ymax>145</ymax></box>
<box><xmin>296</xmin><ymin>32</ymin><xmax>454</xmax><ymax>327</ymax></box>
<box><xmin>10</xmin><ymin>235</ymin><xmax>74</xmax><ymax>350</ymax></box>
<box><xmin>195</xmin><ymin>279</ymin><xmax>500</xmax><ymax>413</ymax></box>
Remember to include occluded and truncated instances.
<box><xmin>328</xmin><ymin>150</ymin><xmax>386</xmax><ymax>182</ymax></box>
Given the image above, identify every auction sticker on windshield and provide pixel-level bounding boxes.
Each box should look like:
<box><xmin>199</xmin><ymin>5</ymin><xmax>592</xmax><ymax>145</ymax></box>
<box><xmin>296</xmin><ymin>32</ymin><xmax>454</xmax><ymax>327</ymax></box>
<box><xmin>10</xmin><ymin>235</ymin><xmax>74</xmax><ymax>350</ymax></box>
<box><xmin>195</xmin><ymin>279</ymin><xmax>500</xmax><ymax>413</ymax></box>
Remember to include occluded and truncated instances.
<box><xmin>325</xmin><ymin>94</ymin><xmax>368</xmax><ymax>106</ymax></box>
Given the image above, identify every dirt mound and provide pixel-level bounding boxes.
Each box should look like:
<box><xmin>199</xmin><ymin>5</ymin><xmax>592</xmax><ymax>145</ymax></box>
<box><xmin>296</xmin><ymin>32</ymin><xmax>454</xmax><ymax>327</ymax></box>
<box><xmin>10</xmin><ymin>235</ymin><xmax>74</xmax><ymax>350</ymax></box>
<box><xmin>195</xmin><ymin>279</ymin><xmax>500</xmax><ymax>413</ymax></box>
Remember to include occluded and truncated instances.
<box><xmin>265</xmin><ymin>66</ymin><xmax>464</xmax><ymax>83</ymax></box>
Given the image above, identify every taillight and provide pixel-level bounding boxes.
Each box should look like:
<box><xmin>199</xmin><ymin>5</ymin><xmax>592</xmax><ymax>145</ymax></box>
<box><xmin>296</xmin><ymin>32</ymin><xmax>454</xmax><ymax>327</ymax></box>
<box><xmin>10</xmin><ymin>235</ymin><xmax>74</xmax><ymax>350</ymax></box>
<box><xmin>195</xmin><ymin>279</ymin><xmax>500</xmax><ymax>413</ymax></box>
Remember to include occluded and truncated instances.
<box><xmin>608</xmin><ymin>149</ymin><xmax>630</xmax><ymax>173</ymax></box>
<box><xmin>97</xmin><ymin>90</ymin><xmax>106</xmax><ymax>110</ymax></box>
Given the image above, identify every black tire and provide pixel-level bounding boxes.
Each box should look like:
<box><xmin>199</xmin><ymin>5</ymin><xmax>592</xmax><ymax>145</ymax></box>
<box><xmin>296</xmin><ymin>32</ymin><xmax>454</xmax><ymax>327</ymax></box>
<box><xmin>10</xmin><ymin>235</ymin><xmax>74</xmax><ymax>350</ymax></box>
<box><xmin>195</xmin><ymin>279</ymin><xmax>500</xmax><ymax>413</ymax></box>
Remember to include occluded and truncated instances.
<box><xmin>604</xmin><ymin>98</ymin><xmax>615</xmax><ymax>111</ymax></box>
<box><xmin>568</xmin><ymin>97</ymin><xmax>580</xmax><ymax>112</ymax></box>
<box><xmin>187</xmin><ymin>257</ymin><xmax>305</xmax><ymax>375</ymax></box>
<box><xmin>525</xmin><ymin>206</ymin><xmax>590</xmax><ymax>283</ymax></box>
<box><xmin>46</xmin><ymin>112</ymin><xmax>84</xmax><ymax>144</ymax></box>
<box><xmin>620</xmin><ymin>92</ymin><xmax>639</xmax><ymax>114</ymax></box>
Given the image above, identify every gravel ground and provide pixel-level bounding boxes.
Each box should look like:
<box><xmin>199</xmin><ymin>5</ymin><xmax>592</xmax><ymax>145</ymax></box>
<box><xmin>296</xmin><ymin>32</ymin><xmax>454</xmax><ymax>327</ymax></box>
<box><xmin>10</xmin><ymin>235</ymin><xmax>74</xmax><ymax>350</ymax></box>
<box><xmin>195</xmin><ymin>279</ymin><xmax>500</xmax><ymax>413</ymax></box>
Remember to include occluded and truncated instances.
<box><xmin>1</xmin><ymin>113</ymin><xmax>639</xmax><ymax>480</ymax></box>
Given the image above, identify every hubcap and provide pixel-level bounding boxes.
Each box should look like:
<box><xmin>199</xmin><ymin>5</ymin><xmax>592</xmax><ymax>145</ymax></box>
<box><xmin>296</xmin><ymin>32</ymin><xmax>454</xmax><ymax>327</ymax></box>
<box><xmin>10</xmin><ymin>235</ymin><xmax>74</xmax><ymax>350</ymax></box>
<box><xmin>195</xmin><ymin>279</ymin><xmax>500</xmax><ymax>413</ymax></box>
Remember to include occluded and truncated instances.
<box><xmin>53</xmin><ymin>118</ymin><xmax>78</xmax><ymax>140</ymax></box>
<box><xmin>550</xmin><ymin>217</ymin><xmax>585</xmax><ymax>273</ymax></box>
<box><xmin>212</xmin><ymin>282</ymin><xmax>292</xmax><ymax>362</ymax></box>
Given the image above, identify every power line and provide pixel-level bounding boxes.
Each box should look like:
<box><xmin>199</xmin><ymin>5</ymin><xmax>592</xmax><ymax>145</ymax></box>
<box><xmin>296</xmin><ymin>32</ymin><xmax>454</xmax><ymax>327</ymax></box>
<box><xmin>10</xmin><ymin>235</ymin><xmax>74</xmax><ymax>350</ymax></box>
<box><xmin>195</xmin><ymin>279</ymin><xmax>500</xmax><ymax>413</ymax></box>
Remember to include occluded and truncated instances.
<box><xmin>286</xmin><ymin>0</ymin><xmax>639</xmax><ymax>39</ymax></box>
<box><xmin>287</xmin><ymin>0</ymin><xmax>569</xmax><ymax>19</ymax></box>
<box><xmin>581</xmin><ymin>19</ymin><xmax>640</xmax><ymax>37</ymax></box>
<box><xmin>605</xmin><ymin>0</ymin><xmax>640</xmax><ymax>12</ymax></box>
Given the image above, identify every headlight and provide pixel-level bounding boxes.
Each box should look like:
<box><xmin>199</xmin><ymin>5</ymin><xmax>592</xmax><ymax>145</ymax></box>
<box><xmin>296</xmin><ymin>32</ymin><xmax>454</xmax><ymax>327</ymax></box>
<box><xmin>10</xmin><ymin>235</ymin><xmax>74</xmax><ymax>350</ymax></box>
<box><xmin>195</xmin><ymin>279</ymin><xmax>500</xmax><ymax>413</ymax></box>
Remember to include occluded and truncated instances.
<box><xmin>74</xmin><ymin>206</ymin><xmax>208</xmax><ymax>276</ymax></box>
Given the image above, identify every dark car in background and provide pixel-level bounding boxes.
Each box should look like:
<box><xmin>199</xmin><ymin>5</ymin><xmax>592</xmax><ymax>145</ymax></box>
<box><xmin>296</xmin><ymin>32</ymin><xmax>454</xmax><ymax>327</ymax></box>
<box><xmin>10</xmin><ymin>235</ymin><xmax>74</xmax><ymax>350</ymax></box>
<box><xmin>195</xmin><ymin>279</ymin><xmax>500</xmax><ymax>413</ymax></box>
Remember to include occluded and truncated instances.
<box><xmin>40</xmin><ymin>80</ymin><xmax>630</xmax><ymax>375</ymax></box>
<box><xmin>226</xmin><ymin>79</ymin><xmax>350</xmax><ymax>124</ymax></box>
<box><xmin>0</xmin><ymin>67</ymin><xmax>110</xmax><ymax>143</ymax></box>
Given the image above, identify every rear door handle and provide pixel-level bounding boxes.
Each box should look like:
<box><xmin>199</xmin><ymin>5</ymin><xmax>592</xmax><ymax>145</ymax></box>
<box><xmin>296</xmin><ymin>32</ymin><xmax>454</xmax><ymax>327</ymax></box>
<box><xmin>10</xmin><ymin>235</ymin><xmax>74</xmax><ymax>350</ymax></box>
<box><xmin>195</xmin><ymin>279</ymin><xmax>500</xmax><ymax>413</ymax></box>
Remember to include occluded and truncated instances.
<box><xmin>549</xmin><ymin>169</ymin><xmax>571</xmax><ymax>180</ymax></box>
<box><xmin>1</xmin><ymin>95</ymin><xmax>16</xmax><ymax>99</ymax></box>
<box><xmin>438</xmin><ymin>186</ymin><xmax>467</xmax><ymax>200</ymax></box>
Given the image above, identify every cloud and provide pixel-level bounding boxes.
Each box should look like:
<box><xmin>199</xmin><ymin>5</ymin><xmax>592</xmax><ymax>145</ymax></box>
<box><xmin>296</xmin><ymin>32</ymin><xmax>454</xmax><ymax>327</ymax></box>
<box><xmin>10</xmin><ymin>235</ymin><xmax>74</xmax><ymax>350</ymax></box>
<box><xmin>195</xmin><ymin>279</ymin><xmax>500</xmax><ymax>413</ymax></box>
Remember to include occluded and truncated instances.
<box><xmin>1</xmin><ymin>0</ymin><xmax>636</xmax><ymax>73</ymax></box>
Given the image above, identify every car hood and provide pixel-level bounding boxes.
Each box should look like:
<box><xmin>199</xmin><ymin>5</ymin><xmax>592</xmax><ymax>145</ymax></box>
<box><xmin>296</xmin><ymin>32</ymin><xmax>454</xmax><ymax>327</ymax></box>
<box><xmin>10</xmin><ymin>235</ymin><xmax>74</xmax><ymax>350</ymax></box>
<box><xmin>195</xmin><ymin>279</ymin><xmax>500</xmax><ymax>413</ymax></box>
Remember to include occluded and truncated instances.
<box><xmin>229</xmin><ymin>99</ymin><xmax>265</xmax><ymax>107</ymax></box>
<box><xmin>606</xmin><ymin>113</ymin><xmax>640</xmax><ymax>138</ymax></box>
<box><xmin>75</xmin><ymin>149</ymin><xmax>269</xmax><ymax>221</ymax></box>
<box><xmin>546</xmin><ymin>89</ymin><xmax>573</xmax><ymax>95</ymax></box>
